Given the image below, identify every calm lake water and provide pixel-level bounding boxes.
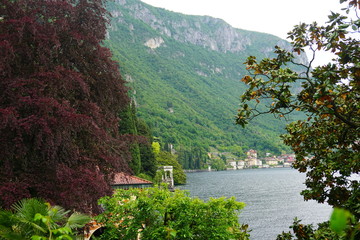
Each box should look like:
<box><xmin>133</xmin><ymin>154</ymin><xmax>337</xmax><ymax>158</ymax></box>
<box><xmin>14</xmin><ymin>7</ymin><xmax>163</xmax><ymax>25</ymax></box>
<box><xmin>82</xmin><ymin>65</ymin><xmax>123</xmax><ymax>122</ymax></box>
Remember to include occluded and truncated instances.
<box><xmin>178</xmin><ymin>168</ymin><xmax>332</xmax><ymax>240</ymax></box>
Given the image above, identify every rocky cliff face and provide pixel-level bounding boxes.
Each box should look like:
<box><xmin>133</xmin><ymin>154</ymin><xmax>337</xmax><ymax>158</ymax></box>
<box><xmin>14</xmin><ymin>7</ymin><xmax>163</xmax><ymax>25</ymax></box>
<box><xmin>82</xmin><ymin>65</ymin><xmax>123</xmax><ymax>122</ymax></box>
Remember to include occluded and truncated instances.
<box><xmin>111</xmin><ymin>0</ymin><xmax>308</xmax><ymax>62</ymax></box>
<box><xmin>111</xmin><ymin>0</ymin><xmax>252</xmax><ymax>53</ymax></box>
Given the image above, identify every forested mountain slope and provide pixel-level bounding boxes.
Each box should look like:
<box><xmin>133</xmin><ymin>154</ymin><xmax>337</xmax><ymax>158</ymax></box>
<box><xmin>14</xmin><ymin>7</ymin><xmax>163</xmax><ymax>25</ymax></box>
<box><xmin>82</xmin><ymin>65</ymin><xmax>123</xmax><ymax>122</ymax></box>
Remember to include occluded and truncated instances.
<box><xmin>106</xmin><ymin>0</ymin><xmax>307</xmax><ymax>157</ymax></box>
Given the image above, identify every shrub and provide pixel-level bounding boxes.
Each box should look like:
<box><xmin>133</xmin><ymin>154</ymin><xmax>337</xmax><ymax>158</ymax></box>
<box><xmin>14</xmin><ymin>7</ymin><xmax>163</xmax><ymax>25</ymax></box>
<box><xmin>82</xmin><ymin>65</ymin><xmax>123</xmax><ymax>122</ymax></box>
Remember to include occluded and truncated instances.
<box><xmin>96</xmin><ymin>186</ymin><xmax>250</xmax><ymax>239</ymax></box>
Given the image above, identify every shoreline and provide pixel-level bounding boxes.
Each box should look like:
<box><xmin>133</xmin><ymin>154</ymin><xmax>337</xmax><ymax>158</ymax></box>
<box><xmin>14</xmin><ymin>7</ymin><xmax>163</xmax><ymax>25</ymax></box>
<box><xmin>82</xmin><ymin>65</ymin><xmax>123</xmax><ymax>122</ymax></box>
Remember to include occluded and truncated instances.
<box><xmin>184</xmin><ymin>165</ymin><xmax>292</xmax><ymax>173</ymax></box>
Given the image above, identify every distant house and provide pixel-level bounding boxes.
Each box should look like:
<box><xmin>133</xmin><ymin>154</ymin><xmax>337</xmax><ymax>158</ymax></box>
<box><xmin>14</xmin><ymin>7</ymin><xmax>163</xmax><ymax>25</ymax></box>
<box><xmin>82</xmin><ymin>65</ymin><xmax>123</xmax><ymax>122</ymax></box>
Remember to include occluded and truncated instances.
<box><xmin>246</xmin><ymin>158</ymin><xmax>262</xmax><ymax>167</ymax></box>
<box><xmin>245</xmin><ymin>149</ymin><xmax>262</xmax><ymax>168</ymax></box>
<box><xmin>227</xmin><ymin>161</ymin><xmax>237</xmax><ymax>170</ymax></box>
<box><xmin>111</xmin><ymin>172</ymin><xmax>153</xmax><ymax>190</ymax></box>
<box><xmin>246</xmin><ymin>149</ymin><xmax>257</xmax><ymax>159</ymax></box>
<box><xmin>237</xmin><ymin>160</ymin><xmax>245</xmax><ymax>169</ymax></box>
<box><xmin>264</xmin><ymin>157</ymin><xmax>279</xmax><ymax>166</ymax></box>
<box><xmin>279</xmin><ymin>154</ymin><xmax>296</xmax><ymax>164</ymax></box>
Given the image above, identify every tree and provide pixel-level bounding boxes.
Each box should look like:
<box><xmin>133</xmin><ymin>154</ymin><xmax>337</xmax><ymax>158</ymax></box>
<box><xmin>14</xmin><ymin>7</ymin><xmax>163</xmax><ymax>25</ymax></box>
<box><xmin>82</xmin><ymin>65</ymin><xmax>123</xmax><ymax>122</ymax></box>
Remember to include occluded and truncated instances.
<box><xmin>0</xmin><ymin>0</ymin><xmax>131</xmax><ymax>213</ymax></box>
<box><xmin>277</xmin><ymin>208</ymin><xmax>360</xmax><ymax>240</ymax></box>
<box><xmin>236</xmin><ymin>0</ymin><xmax>359</xmax><ymax>218</ymax></box>
<box><xmin>118</xmin><ymin>104</ymin><xmax>158</xmax><ymax>177</ymax></box>
<box><xmin>209</xmin><ymin>158</ymin><xmax>227</xmax><ymax>171</ymax></box>
<box><xmin>118</xmin><ymin>103</ymin><xmax>142</xmax><ymax>175</ymax></box>
<box><xmin>177</xmin><ymin>146</ymin><xmax>208</xmax><ymax>170</ymax></box>
<box><xmin>0</xmin><ymin>198</ymin><xmax>90</xmax><ymax>240</ymax></box>
<box><xmin>137</xmin><ymin>119</ymin><xmax>158</xmax><ymax>177</ymax></box>
<box><xmin>96</xmin><ymin>186</ymin><xmax>250</xmax><ymax>240</ymax></box>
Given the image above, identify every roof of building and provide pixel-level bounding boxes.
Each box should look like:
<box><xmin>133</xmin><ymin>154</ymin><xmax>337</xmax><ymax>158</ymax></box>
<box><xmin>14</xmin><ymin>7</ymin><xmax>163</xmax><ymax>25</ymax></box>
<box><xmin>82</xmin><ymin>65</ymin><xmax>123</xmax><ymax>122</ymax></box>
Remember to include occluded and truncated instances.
<box><xmin>247</xmin><ymin>149</ymin><xmax>257</xmax><ymax>152</ymax></box>
<box><xmin>112</xmin><ymin>172</ymin><xmax>153</xmax><ymax>186</ymax></box>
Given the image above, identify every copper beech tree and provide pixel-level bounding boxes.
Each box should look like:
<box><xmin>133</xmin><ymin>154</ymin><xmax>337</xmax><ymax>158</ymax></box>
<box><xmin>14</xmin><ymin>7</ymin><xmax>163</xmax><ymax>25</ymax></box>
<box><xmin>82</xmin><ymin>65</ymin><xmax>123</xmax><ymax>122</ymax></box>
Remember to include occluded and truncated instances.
<box><xmin>0</xmin><ymin>0</ymin><xmax>132</xmax><ymax>213</ymax></box>
<box><xmin>237</xmin><ymin>0</ymin><xmax>359</xmax><ymax>217</ymax></box>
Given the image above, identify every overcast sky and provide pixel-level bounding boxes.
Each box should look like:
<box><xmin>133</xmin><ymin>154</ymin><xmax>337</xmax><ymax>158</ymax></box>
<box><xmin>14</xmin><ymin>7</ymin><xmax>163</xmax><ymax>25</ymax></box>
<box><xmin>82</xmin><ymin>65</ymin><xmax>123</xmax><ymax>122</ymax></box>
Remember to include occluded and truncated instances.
<box><xmin>141</xmin><ymin>0</ymin><xmax>344</xmax><ymax>40</ymax></box>
<box><xmin>140</xmin><ymin>0</ymin><xmax>346</xmax><ymax>65</ymax></box>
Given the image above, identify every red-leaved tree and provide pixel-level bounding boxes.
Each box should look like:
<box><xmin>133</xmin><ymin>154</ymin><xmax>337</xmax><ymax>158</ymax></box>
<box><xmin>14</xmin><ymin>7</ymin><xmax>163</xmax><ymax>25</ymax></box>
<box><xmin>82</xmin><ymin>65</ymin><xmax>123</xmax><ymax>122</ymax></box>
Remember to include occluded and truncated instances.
<box><xmin>0</xmin><ymin>0</ymin><xmax>131</xmax><ymax>213</ymax></box>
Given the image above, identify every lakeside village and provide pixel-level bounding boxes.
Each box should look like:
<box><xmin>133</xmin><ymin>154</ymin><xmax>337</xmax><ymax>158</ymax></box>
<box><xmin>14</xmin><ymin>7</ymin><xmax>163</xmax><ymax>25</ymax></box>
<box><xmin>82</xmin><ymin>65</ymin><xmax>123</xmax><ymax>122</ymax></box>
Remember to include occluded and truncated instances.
<box><xmin>208</xmin><ymin>149</ymin><xmax>296</xmax><ymax>171</ymax></box>
<box><xmin>109</xmin><ymin>149</ymin><xmax>296</xmax><ymax>192</ymax></box>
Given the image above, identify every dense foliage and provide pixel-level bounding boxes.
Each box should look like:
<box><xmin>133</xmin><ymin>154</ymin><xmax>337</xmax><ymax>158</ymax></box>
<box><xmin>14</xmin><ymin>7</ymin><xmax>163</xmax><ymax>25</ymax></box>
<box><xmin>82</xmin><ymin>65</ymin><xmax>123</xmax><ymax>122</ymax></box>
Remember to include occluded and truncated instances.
<box><xmin>105</xmin><ymin>0</ymin><xmax>299</xmax><ymax>167</ymax></box>
<box><xmin>118</xmin><ymin>103</ymin><xmax>158</xmax><ymax>177</ymax></box>
<box><xmin>0</xmin><ymin>198</ymin><xmax>90</xmax><ymax>240</ymax></box>
<box><xmin>176</xmin><ymin>146</ymin><xmax>209</xmax><ymax>170</ymax></box>
<box><xmin>236</xmin><ymin>0</ymin><xmax>359</xmax><ymax>228</ymax></box>
<box><xmin>0</xmin><ymin>0</ymin><xmax>131</xmax><ymax>213</ymax></box>
<box><xmin>96</xmin><ymin>186</ymin><xmax>250</xmax><ymax>239</ymax></box>
<box><xmin>277</xmin><ymin>208</ymin><xmax>359</xmax><ymax>240</ymax></box>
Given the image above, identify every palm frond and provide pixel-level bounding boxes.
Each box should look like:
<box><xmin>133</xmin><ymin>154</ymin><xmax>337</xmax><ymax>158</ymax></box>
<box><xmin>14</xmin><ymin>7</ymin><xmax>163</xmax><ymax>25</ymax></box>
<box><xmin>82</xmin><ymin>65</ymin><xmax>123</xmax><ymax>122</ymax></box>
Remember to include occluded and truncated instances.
<box><xmin>12</xmin><ymin>198</ymin><xmax>47</xmax><ymax>221</ymax></box>
<box><xmin>65</xmin><ymin>213</ymin><xmax>90</xmax><ymax>229</ymax></box>
<box><xmin>48</xmin><ymin>205</ymin><xmax>69</xmax><ymax>224</ymax></box>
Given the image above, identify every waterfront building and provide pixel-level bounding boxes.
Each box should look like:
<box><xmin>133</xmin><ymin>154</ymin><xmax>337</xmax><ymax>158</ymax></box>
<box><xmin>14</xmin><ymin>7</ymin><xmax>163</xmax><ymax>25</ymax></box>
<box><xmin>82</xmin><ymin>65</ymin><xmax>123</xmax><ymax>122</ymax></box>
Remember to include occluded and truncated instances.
<box><xmin>237</xmin><ymin>160</ymin><xmax>245</xmax><ymax>169</ymax></box>
<box><xmin>264</xmin><ymin>157</ymin><xmax>280</xmax><ymax>166</ymax></box>
<box><xmin>227</xmin><ymin>161</ymin><xmax>237</xmax><ymax>170</ymax></box>
<box><xmin>245</xmin><ymin>149</ymin><xmax>262</xmax><ymax>168</ymax></box>
<box><xmin>111</xmin><ymin>172</ymin><xmax>153</xmax><ymax>190</ymax></box>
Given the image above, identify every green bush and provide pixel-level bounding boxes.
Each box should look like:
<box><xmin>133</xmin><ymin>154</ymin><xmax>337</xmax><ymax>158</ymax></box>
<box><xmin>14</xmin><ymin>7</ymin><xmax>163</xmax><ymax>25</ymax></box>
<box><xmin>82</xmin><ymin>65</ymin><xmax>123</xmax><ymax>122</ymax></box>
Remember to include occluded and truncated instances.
<box><xmin>96</xmin><ymin>186</ymin><xmax>250</xmax><ymax>239</ymax></box>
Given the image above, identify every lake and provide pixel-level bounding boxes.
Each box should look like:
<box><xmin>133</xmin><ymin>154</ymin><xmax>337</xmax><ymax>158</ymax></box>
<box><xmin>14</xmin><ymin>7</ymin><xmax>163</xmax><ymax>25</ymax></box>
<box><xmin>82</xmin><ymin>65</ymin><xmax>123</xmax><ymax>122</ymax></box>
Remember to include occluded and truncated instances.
<box><xmin>178</xmin><ymin>168</ymin><xmax>333</xmax><ymax>240</ymax></box>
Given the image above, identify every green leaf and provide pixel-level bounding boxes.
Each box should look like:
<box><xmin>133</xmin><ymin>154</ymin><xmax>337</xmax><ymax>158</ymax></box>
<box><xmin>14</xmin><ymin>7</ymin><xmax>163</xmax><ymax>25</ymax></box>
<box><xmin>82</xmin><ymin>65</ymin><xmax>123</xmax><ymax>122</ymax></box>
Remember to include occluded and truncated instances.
<box><xmin>330</xmin><ymin>208</ymin><xmax>351</xmax><ymax>234</ymax></box>
<box><xmin>65</xmin><ymin>213</ymin><xmax>90</xmax><ymax>229</ymax></box>
<box><xmin>34</xmin><ymin>213</ymin><xmax>46</xmax><ymax>223</ymax></box>
<box><xmin>170</xmin><ymin>229</ymin><xmax>177</xmax><ymax>237</ymax></box>
<box><xmin>31</xmin><ymin>236</ymin><xmax>46</xmax><ymax>240</ymax></box>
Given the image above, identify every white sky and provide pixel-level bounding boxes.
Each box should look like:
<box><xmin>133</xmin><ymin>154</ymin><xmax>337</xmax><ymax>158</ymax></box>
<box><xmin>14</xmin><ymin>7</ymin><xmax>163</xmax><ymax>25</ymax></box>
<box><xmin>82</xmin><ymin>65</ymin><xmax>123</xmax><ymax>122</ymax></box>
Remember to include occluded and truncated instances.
<box><xmin>141</xmin><ymin>0</ymin><xmax>346</xmax><ymax>65</ymax></box>
<box><xmin>141</xmin><ymin>0</ymin><xmax>344</xmax><ymax>40</ymax></box>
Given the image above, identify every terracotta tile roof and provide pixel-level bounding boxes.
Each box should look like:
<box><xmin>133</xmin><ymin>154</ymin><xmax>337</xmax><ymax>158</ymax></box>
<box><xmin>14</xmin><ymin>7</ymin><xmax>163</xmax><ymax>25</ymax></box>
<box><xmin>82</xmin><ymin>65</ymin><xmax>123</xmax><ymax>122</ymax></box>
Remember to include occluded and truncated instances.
<box><xmin>112</xmin><ymin>172</ymin><xmax>153</xmax><ymax>185</ymax></box>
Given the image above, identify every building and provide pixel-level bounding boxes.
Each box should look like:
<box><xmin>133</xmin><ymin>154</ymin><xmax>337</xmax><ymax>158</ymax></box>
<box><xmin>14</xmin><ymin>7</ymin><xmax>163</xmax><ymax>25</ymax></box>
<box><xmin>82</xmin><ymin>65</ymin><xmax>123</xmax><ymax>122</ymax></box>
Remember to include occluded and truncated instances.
<box><xmin>246</xmin><ymin>158</ymin><xmax>262</xmax><ymax>168</ymax></box>
<box><xmin>246</xmin><ymin>149</ymin><xmax>257</xmax><ymax>159</ymax></box>
<box><xmin>227</xmin><ymin>161</ymin><xmax>237</xmax><ymax>170</ymax></box>
<box><xmin>279</xmin><ymin>154</ymin><xmax>296</xmax><ymax>165</ymax></box>
<box><xmin>237</xmin><ymin>160</ymin><xmax>245</xmax><ymax>169</ymax></box>
<box><xmin>264</xmin><ymin>157</ymin><xmax>280</xmax><ymax>166</ymax></box>
<box><xmin>159</xmin><ymin>166</ymin><xmax>174</xmax><ymax>190</ymax></box>
<box><xmin>245</xmin><ymin>149</ymin><xmax>262</xmax><ymax>168</ymax></box>
<box><xmin>111</xmin><ymin>172</ymin><xmax>153</xmax><ymax>190</ymax></box>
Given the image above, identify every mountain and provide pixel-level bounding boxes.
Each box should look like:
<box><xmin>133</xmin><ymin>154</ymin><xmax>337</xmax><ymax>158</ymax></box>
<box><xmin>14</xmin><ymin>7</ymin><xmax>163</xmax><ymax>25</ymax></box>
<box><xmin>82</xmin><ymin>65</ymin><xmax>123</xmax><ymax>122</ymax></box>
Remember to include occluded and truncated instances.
<box><xmin>105</xmin><ymin>0</ymin><xmax>307</xmax><ymax>158</ymax></box>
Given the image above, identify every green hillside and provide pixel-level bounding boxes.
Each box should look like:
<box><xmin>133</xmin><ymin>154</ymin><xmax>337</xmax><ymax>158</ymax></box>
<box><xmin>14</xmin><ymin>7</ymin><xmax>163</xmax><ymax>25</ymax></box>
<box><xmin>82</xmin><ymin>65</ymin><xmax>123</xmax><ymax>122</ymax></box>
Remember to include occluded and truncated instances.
<box><xmin>105</xmin><ymin>0</ymin><xmax>306</xmax><ymax>160</ymax></box>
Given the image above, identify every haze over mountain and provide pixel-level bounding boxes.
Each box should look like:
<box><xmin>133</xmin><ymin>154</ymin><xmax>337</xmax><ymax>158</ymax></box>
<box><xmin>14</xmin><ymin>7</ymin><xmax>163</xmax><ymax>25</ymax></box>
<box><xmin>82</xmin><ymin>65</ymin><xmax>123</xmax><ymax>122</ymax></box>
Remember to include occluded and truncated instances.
<box><xmin>105</xmin><ymin>0</ymin><xmax>307</xmax><ymax>156</ymax></box>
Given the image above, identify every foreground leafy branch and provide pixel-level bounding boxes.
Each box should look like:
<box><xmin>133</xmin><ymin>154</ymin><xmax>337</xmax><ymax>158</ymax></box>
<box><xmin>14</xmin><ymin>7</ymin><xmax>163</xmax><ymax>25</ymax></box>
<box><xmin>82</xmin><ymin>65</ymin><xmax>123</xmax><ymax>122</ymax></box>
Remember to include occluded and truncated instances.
<box><xmin>237</xmin><ymin>0</ymin><xmax>359</xmax><ymax>219</ymax></box>
<box><xmin>277</xmin><ymin>208</ymin><xmax>360</xmax><ymax>240</ymax></box>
